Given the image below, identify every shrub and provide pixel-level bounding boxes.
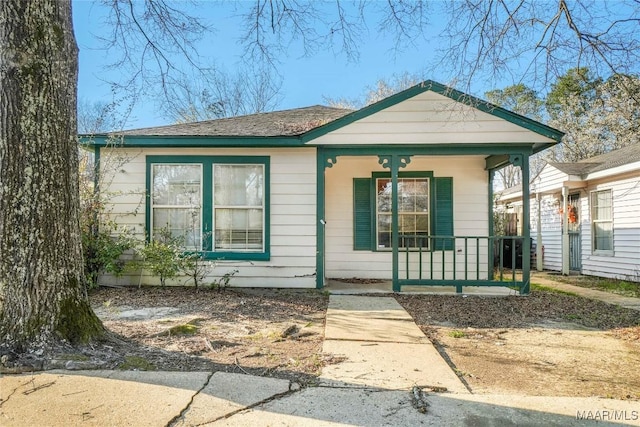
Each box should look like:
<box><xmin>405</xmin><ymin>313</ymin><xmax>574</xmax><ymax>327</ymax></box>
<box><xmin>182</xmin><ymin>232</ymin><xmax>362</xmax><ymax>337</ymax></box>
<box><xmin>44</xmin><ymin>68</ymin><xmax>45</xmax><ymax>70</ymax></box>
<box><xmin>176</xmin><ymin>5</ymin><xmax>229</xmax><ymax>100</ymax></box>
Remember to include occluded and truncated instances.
<box><xmin>139</xmin><ymin>227</ymin><xmax>184</xmax><ymax>287</ymax></box>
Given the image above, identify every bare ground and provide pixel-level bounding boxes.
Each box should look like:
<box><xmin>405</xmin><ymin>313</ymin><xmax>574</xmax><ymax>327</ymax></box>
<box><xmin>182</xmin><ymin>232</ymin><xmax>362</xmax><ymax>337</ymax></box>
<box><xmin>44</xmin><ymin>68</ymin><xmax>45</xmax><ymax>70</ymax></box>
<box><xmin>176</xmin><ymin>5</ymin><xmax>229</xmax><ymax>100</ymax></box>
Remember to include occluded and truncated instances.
<box><xmin>396</xmin><ymin>292</ymin><xmax>640</xmax><ymax>400</ymax></box>
<box><xmin>3</xmin><ymin>285</ymin><xmax>638</xmax><ymax>400</ymax></box>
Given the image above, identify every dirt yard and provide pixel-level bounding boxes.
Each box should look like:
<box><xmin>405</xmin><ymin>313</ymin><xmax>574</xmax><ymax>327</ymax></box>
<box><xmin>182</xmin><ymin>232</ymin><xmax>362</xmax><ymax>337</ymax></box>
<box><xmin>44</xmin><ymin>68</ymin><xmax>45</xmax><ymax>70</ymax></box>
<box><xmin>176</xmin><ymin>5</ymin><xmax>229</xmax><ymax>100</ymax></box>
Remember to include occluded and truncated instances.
<box><xmin>396</xmin><ymin>293</ymin><xmax>640</xmax><ymax>400</ymax></box>
<box><xmin>83</xmin><ymin>286</ymin><xmax>640</xmax><ymax>399</ymax></box>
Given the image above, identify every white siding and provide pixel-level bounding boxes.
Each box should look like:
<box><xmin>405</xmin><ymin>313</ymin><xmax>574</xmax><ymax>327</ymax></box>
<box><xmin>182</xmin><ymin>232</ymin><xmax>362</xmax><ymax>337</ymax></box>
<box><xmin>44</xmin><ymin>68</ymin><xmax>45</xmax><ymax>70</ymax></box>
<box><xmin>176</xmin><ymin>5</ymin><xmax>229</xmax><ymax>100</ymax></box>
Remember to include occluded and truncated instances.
<box><xmin>324</xmin><ymin>155</ymin><xmax>489</xmax><ymax>279</ymax></box>
<box><xmin>534</xmin><ymin>194</ymin><xmax>563</xmax><ymax>271</ymax></box>
<box><xmin>99</xmin><ymin>147</ymin><xmax>318</xmax><ymax>288</ymax></box>
<box><xmin>581</xmin><ymin>175</ymin><xmax>640</xmax><ymax>281</ymax></box>
<box><xmin>312</xmin><ymin>91</ymin><xmax>555</xmax><ymax>145</ymax></box>
<box><xmin>534</xmin><ymin>164</ymin><xmax>568</xmax><ymax>194</ymax></box>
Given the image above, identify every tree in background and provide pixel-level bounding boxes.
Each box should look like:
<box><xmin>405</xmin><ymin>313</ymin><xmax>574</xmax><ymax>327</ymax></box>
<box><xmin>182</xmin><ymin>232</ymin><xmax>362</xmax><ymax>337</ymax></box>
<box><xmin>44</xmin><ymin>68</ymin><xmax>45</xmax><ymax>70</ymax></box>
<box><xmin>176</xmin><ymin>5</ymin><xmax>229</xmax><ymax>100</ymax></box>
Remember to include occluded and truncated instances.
<box><xmin>546</xmin><ymin>68</ymin><xmax>640</xmax><ymax>162</ymax></box>
<box><xmin>438</xmin><ymin>0</ymin><xmax>640</xmax><ymax>92</ymax></box>
<box><xmin>325</xmin><ymin>72</ymin><xmax>423</xmax><ymax>109</ymax></box>
<box><xmin>163</xmin><ymin>65</ymin><xmax>282</xmax><ymax>123</ymax></box>
<box><xmin>484</xmin><ymin>84</ymin><xmax>545</xmax><ymax>188</ymax></box>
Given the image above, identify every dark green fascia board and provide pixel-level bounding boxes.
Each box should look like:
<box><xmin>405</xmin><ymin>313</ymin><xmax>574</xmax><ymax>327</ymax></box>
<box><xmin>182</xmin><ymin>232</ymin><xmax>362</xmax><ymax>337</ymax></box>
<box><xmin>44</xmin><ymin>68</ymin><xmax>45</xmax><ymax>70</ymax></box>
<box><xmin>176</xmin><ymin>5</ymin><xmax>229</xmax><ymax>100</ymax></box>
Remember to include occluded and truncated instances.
<box><xmin>301</xmin><ymin>80</ymin><xmax>564</xmax><ymax>143</ymax></box>
<box><xmin>80</xmin><ymin>134</ymin><xmax>305</xmax><ymax>148</ymax></box>
<box><xmin>319</xmin><ymin>143</ymin><xmax>540</xmax><ymax>158</ymax></box>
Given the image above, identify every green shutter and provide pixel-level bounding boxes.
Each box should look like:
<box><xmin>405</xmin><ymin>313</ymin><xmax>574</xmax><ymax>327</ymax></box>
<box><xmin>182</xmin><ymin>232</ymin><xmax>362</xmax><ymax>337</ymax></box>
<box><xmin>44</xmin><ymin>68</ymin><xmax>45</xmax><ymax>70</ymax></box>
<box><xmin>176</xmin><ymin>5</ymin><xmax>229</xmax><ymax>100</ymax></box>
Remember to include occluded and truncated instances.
<box><xmin>353</xmin><ymin>178</ymin><xmax>373</xmax><ymax>250</ymax></box>
<box><xmin>434</xmin><ymin>177</ymin><xmax>454</xmax><ymax>250</ymax></box>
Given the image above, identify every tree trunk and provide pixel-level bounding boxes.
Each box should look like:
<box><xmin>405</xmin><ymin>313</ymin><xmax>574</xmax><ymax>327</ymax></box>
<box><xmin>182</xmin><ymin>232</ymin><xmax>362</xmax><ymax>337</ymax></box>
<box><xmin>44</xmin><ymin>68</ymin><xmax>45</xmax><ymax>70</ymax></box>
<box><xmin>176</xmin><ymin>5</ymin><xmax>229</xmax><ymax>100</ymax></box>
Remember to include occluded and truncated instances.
<box><xmin>0</xmin><ymin>0</ymin><xmax>103</xmax><ymax>352</ymax></box>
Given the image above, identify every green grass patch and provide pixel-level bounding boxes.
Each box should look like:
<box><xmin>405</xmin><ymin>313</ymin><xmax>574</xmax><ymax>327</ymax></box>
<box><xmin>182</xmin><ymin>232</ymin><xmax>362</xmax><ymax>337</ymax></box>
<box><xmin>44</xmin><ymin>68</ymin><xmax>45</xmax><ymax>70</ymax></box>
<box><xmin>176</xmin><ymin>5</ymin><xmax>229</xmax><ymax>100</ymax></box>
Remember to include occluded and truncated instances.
<box><xmin>562</xmin><ymin>276</ymin><xmax>640</xmax><ymax>297</ymax></box>
<box><xmin>531</xmin><ymin>283</ymin><xmax>578</xmax><ymax>296</ymax></box>
<box><xmin>166</xmin><ymin>324</ymin><xmax>198</xmax><ymax>335</ymax></box>
<box><xmin>448</xmin><ymin>330</ymin><xmax>466</xmax><ymax>338</ymax></box>
<box><xmin>58</xmin><ymin>353</ymin><xmax>90</xmax><ymax>362</ymax></box>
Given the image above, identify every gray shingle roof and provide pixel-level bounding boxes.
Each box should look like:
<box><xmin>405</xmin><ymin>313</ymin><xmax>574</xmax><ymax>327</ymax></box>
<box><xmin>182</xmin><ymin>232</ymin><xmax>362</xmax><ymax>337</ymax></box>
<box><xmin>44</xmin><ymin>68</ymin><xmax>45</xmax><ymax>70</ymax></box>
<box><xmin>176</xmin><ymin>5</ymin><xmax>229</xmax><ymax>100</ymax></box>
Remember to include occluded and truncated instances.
<box><xmin>549</xmin><ymin>143</ymin><xmax>640</xmax><ymax>177</ymax></box>
<box><xmin>117</xmin><ymin>105</ymin><xmax>353</xmax><ymax>137</ymax></box>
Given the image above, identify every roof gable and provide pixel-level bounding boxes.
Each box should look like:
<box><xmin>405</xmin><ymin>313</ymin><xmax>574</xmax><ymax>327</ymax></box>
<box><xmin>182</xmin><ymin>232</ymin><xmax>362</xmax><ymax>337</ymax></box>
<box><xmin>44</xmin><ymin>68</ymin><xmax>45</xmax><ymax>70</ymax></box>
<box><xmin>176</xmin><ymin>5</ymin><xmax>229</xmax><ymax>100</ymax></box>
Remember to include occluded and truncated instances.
<box><xmin>82</xmin><ymin>80</ymin><xmax>563</xmax><ymax>150</ymax></box>
<box><xmin>301</xmin><ymin>80</ymin><xmax>564</xmax><ymax>148</ymax></box>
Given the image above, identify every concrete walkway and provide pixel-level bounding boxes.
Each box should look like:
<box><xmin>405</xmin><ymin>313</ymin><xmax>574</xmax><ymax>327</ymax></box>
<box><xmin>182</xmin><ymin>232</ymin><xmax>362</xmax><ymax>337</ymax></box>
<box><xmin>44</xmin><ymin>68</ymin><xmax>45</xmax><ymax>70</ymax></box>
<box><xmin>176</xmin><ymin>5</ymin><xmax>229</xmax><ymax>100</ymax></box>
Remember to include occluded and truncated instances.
<box><xmin>532</xmin><ymin>272</ymin><xmax>640</xmax><ymax>311</ymax></box>
<box><xmin>2</xmin><ymin>294</ymin><xmax>639</xmax><ymax>426</ymax></box>
<box><xmin>320</xmin><ymin>295</ymin><xmax>468</xmax><ymax>393</ymax></box>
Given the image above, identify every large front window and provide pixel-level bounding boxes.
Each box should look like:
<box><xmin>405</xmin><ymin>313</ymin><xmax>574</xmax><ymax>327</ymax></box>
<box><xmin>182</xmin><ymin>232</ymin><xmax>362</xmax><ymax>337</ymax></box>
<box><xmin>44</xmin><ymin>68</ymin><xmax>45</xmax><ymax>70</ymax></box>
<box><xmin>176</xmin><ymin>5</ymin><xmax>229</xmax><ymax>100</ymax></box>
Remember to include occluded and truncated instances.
<box><xmin>148</xmin><ymin>156</ymin><xmax>269</xmax><ymax>259</ymax></box>
<box><xmin>592</xmin><ymin>189</ymin><xmax>613</xmax><ymax>253</ymax></box>
<box><xmin>376</xmin><ymin>177</ymin><xmax>430</xmax><ymax>249</ymax></box>
<box><xmin>214</xmin><ymin>164</ymin><xmax>264</xmax><ymax>251</ymax></box>
<box><xmin>151</xmin><ymin>164</ymin><xmax>202</xmax><ymax>249</ymax></box>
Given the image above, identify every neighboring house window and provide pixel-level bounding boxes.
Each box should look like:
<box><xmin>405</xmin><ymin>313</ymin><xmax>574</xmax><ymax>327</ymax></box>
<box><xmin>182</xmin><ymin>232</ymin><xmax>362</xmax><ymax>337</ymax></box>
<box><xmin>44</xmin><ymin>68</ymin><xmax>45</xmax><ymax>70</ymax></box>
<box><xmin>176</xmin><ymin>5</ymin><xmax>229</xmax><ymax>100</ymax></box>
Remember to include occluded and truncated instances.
<box><xmin>147</xmin><ymin>156</ymin><xmax>269</xmax><ymax>260</ymax></box>
<box><xmin>591</xmin><ymin>189</ymin><xmax>613</xmax><ymax>253</ymax></box>
<box><xmin>353</xmin><ymin>172</ymin><xmax>453</xmax><ymax>251</ymax></box>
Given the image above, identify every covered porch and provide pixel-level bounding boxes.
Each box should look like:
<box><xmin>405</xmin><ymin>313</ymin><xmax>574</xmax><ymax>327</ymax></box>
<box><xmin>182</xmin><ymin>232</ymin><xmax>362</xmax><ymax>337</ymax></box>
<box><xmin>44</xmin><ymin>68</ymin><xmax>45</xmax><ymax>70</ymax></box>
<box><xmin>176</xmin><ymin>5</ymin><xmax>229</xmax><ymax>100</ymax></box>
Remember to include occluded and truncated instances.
<box><xmin>315</xmin><ymin>147</ymin><xmax>534</xmax><ymax>294</ymax></box>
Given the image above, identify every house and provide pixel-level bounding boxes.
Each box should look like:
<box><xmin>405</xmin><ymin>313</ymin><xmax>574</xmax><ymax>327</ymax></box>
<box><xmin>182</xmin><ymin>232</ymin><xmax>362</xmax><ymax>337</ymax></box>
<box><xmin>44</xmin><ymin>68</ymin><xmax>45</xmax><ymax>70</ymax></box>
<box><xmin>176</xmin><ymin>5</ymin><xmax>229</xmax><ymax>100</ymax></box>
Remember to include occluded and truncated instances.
<box><xmin>83</xmin><ymin>80</ymin><xmax>563</xmax><ymax>292</ymax></box>
<box><xmin>500</xmin><ymin>144</ymin><xmax>640</xmax><ymax>281</ymax></box>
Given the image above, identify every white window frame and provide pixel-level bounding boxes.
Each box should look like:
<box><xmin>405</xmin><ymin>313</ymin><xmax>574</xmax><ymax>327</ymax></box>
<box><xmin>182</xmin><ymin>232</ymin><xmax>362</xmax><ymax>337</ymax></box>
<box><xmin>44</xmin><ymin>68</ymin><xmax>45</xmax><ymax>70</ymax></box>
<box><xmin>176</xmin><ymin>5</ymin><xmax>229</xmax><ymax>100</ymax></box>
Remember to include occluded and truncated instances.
<box><xmin>591</xmin><ymin>189</ymin><xmax>614</xmax><ymax>255</ymax></box>
<box><xmin>375</xmin><ymin>177</ymin><xmax>430</xmax><ymax>250</ymax></box>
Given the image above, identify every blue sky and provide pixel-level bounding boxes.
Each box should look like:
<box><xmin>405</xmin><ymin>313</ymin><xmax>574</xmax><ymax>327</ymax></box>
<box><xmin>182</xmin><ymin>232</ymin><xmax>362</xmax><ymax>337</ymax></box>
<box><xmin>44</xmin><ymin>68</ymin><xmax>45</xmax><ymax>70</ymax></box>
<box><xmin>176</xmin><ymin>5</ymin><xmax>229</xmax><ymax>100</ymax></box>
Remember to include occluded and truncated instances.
<box><xmin>73</xmin><ymin>1</ymin><xmax>472</xmax><ymax>129</ymax></box>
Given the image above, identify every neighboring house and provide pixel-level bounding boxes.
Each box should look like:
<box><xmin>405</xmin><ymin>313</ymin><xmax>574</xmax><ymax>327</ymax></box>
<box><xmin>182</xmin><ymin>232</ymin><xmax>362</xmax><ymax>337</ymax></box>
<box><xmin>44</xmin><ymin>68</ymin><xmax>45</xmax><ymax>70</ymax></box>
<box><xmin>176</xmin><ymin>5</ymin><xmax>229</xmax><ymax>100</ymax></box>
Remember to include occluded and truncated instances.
<box><xmin>500</xmin><ymin>144</ymin><xmax>640</xmax><ymax>282</ymax></box>
<box><xmin>83</xmin><ymin>80</ymin><xmax>562</xmax><ymax>292</ymax></box>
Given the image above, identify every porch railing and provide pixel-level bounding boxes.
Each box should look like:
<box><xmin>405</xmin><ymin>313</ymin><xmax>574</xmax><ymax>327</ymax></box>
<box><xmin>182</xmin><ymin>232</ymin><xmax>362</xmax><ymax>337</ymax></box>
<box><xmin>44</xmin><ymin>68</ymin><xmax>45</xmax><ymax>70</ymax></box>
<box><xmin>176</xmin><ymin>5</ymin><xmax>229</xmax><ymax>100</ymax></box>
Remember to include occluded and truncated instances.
<box><xmin>398</xmin><ymin>235</ymin><xmax>531</xmax><ymax>293</ymax></box>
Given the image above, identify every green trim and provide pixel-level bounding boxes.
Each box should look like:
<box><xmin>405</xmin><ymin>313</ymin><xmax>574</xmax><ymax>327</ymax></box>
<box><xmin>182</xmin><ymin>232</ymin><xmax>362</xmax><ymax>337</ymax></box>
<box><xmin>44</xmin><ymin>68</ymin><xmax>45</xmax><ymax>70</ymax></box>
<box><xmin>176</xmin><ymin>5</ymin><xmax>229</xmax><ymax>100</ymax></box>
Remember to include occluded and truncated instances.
<box><xmin>353</xmin><ymin>178</ymin><xmax>373</xmax><ymax>250</ymax></box>
<box><xmin>316</xmin><ymin>147</ymin><xmax>326</xmax><ymax>289</ymax></box>
<box><xmin>320</xmin><ymin>144</ymin><xmax>537</xmax><ymax>157</ymax></box>
<box><xmin>433</xmin><ymin>177</ymin><xmax>454</xmax><ymax>250</ymax></box>
<box><xmin>93</xmin><ymin>146</ymin><xmax>101</xmax><ymax>194</ymax></box>
<box><xmin>83</xmin><ymin>135</ymin><xmax>304</xmax><ymax>148</ymax></box>
<box><xmin>301</xmin><ymin>80</ymin><xmax>564</xmax><ymax>143</ymax></box>
<box><xmin>145</xmin><ymin>155</ymin><xmax>270</xmax><ymax>261</ymax></box>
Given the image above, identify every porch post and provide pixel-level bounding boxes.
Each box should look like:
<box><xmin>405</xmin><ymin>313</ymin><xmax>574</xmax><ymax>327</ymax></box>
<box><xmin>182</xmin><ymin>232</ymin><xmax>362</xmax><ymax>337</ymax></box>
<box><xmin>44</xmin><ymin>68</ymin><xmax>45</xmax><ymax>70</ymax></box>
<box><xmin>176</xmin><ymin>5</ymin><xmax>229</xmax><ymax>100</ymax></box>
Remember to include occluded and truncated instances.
<box><xmin>488</xmin><ymin>169</ymin><xmax>495</xmax><ymax>279</ymax></box>
<box><xmin>390</xmin><ymin>156</ymin><xmax>400</xmax><ymax>292</ymax></box>
<box><xmin>521</xmin><ymin>154</ymin><xmax>531</xmax><ymax>295</ymax></box>
<box><xmin>378</xmin><ymin>154</ymin><xmax>411</xmax><ymax>292</ymax></box>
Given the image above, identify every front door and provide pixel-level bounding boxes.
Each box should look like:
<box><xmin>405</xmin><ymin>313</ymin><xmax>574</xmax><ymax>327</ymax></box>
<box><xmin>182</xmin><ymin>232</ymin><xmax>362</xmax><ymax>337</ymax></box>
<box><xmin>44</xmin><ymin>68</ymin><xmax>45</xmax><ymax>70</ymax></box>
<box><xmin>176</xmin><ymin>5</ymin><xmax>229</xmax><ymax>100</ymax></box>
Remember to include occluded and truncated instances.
<box><xmin>568</xmin><ymin>193</ymin><xmax>581</xmax><ymax>271</ymax></box>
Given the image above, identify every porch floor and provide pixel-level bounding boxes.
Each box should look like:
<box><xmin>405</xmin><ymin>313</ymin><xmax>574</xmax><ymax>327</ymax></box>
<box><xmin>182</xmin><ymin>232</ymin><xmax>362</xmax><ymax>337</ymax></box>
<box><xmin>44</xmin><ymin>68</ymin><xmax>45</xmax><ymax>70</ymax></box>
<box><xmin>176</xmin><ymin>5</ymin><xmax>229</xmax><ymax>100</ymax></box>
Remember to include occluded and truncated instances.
<box><xmin>325</xmin><ymin>279</ymin><xmax>516</xmax><ymax>296</ymax></box>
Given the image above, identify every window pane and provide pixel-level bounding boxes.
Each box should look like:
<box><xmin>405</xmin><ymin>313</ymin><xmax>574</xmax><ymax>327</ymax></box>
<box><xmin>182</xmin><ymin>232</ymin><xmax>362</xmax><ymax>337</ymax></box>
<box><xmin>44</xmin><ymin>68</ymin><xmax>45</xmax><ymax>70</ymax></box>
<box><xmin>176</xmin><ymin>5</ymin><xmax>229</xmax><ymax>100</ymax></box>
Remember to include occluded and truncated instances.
<box><xmin>215</xmin><ymin>208</ymin><xmax>263</xmax><ymax>250</ymax></box>
<box><xmin>153</xmin><ymin>164</ymin><xmax>201</xmax><ymax>206</ymax></box>
<box><xmin>377</xmin><ymin>179</ymin><xmax>392</xmax><ymax>212</ymax></box>
<box><xmin>592</xmin><ymin>190</ymin><xmax>613</xmax><ymax>252</ymax></box>
<box><xmin>376</xmin><ymin>177</ymin><xmax>430</xmax><ymax>249</ymax></box>
<box><xmin>594</xmin><ymin>222</ymin><xmax>612</xmax><ymax>251</ymax></box>
<box><xmin>213</xmin><ymin>164</ymin><xmax>264</xmax><ymax>252</ymax></box>
<box><xmin>214</xmin><ymin>165</ymin><xmax>263</xmax><ymax>206</ymax></box>
<box><xmin>152</xmin><ymin>208</ymin><xmax>201</xmax><ymax>250</ymax></box>
<box><xmin>378</xmin><ymin>214</ymin><xmax>391</xmax><ymax>231</ymax></box>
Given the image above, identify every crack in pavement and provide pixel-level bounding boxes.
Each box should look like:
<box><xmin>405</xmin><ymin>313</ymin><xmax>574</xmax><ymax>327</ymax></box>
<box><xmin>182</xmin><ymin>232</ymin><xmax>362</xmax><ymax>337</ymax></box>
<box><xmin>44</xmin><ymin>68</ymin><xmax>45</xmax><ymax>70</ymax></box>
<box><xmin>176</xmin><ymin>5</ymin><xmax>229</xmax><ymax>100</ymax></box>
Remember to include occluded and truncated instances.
<box><xmin>205</xmin><ymin>384</ymin><xmax>303</xmax><ymax>425</ymax></box>
<box><xmin>166</xmin><ymin>370</ymin><xmax>216</xmax><ymax>427</ymax></box>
